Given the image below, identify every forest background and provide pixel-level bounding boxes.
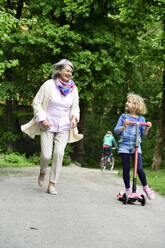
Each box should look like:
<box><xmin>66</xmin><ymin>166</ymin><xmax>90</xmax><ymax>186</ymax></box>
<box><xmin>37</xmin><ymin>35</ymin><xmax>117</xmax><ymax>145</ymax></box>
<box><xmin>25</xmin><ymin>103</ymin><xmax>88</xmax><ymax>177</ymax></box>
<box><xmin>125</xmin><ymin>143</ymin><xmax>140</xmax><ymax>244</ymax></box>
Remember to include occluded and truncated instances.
<box><xmin>0</xmin><ymin>0</ymin><xmax>164</xmax><ymax>171</ymax></box>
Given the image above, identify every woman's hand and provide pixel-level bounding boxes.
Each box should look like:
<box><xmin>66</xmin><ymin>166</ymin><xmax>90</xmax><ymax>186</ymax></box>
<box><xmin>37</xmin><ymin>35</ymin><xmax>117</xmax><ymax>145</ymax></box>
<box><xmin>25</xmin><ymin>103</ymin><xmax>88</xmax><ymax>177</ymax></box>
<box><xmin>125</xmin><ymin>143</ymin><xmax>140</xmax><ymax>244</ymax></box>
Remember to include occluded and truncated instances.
<box><xmin>71</xmin><ymin>117</ymin><xmax>77</xmax><ymax>129</ymax></box>
<box><xmin>41</xmin><ymin>120</ymin><xmax>52</xmax><ymax>130</ymax></box>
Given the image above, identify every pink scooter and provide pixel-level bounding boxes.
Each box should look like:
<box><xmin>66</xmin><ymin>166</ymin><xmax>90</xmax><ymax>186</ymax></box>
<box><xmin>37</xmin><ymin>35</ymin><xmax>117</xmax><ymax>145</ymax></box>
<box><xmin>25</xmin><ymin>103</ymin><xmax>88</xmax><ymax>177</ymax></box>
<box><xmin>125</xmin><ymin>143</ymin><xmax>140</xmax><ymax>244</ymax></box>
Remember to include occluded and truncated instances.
<box><xmin>117</xmin><ymin>121</ymin><xmax>149</xmax><ymax>206</ymax></box>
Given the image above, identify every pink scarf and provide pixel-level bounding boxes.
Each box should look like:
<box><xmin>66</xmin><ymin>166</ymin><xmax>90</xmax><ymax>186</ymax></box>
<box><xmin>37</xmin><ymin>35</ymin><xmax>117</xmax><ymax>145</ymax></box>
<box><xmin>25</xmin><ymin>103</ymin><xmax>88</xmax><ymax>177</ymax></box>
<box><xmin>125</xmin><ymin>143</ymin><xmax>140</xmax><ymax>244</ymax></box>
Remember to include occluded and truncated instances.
<box><xmin>56</xmin><ymin>79</ymin><xmax>75</xmax><ymax>96</ymax></box>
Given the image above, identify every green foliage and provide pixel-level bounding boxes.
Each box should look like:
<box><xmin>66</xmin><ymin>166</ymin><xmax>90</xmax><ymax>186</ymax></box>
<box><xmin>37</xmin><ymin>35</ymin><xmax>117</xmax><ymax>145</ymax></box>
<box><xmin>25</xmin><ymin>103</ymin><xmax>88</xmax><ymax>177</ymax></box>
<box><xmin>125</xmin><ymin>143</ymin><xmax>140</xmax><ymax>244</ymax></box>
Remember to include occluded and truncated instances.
<box><xmin>0</xmin><ymin>104</ymin><xmax>21</xmax><ymax>151</ymax></box>
<box><xmin>0</xmin><ymin>152</ymin><xmax>33</xmax><ymax>167</ymax></box>
<box><xmin>1</xmin><ymin>0</ymin><xmax>163</xmax><ymax>107</ymax></box>
<box><xmin>63</xmin><ymin>144</ymin><xmax>73</xmax><ymax>165</ymax></box>
<box><xmin>3</xmin><ymin>152</ymin><xmax>26</xmax><ymax>164</ymax></box>
<box><xmin>0</xmin><ymin>0</ymin><xmax>164</xmax><ymax>167</ymax></box>
<box><xmin>0</xmin><ymin>152</ymin><xmax>38</xmax><ymax>167</ymax></box>
<box><xmin>26</xmin><ymin>153</ymin><xmax>40</xmax><ymax>165</ymax></box>
<box><xmin>0</xmin><ymin>10</ymin><xmax>19</xmax><ymax>76</ymax></box>
<box><xmin>0</xmin><ymin>143</ymin><xmax>73</xmax><ymax>167</ymax></box>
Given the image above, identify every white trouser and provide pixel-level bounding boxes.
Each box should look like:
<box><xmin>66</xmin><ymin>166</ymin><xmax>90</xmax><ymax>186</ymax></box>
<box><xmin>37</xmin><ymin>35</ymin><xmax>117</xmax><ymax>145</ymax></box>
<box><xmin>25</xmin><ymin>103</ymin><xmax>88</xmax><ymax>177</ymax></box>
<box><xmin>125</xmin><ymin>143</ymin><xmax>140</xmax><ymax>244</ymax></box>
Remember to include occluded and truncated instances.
<box><xmin>40</xmin><ymin>130</ymin><xmax>69</xmax><ymax>184</ymax></box>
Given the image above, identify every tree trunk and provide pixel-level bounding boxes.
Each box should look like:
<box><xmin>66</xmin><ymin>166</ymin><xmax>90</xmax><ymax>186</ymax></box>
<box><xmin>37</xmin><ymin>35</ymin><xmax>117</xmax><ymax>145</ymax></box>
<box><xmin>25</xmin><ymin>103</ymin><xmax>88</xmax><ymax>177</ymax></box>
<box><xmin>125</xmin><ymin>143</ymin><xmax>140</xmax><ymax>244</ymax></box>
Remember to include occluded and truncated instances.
<box><xmin>5</xmin><ymin>99</ymin><xmax>14</xmax><ymax>151</ymax></box>
<box><xmin>152</xmin><ymin>133</ymin><xmax>164</xmax><ymax>170</ymax></box>
<box><xmin>4</xmin><ymin>97</ymin><xmax>20</xmax><ymax>152</ymax></box>
<box><xmin>16</xmin><ymin>0</ymin><xmax>24</xmax><ymax>19</ymax></box>
<box><xmin>152</xmin><ymin>65</ymin><xmax>165</xmax><ymax>170</ymax></box>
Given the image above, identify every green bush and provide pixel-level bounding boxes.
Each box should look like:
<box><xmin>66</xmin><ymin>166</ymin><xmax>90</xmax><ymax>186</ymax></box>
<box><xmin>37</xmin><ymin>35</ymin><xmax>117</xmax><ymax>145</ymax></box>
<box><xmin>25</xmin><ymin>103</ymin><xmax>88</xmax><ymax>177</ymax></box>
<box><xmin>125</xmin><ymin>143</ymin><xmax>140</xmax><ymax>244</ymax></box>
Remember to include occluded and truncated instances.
<box><xmin>27</xmin><ymin>153</ymin><xmax>40</xmax><ymax>165</ymax></box>
<box><xmin>0</xmin><ymin>152</ymin><xmax>33</xmax><ymax>167</ymax></box>
<box><xmin>0</xmin><ymin>143</ymin><xmax>73</xmax><ymax>167</ymax></box>
<box><xmin>4</xmin><ymin>152</ymin><xmax>27</xmax><ymax>164</ymax></box>
<box><xmin>63</xmin><ymin>144</ymin><xmax>72</xmax><ymax>165</ymax></box>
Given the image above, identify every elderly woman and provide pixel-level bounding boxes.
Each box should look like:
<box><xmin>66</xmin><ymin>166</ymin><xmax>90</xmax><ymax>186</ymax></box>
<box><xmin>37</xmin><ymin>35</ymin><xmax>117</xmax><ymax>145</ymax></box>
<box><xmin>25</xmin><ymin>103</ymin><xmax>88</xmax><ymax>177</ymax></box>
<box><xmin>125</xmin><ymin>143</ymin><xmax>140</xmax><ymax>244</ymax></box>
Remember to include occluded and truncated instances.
<box><xmin>21</xmin><ymin>59</ymin><xmax>83</xmax><ymax>195</ymax></box>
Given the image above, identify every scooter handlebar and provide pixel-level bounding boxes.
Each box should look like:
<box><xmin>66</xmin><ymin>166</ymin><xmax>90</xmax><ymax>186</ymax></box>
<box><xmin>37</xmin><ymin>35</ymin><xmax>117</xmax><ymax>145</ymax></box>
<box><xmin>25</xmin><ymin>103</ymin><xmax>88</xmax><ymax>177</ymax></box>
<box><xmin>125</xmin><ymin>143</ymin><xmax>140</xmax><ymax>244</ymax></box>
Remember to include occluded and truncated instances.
<box><xmin>127</xmin><ymin>121</ymin><xmax>149</xmax><ymax>126</ymax></box>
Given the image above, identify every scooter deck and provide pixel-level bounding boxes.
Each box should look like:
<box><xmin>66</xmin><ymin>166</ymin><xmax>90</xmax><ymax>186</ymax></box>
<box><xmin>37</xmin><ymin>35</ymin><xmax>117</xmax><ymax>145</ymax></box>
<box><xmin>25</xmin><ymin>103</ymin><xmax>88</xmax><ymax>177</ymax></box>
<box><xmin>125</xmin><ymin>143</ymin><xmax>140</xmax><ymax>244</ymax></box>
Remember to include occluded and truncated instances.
<box><xmin>116</xmin><ymin>192</ymin><xmax>146</xmax><ymax>206</ymax></box>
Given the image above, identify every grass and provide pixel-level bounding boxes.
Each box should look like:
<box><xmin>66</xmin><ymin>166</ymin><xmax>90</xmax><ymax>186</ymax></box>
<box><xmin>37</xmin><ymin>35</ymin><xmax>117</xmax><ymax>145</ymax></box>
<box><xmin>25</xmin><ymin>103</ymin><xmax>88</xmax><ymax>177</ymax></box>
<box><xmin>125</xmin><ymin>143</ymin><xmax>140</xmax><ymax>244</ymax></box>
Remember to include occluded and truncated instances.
<box><xmin>142</xmin><ymin>168</ymin><xmax>165</xmax><ymax>196</ymax></box>
<box><xmin>0</xmin><ymin>160</ymin><xmax>36</xmax><ymax>167</ymax></box>
<box><xmin>118</xmin><ymin>167</ymin><xmax>165</xmax><ymax>197</ymax></box>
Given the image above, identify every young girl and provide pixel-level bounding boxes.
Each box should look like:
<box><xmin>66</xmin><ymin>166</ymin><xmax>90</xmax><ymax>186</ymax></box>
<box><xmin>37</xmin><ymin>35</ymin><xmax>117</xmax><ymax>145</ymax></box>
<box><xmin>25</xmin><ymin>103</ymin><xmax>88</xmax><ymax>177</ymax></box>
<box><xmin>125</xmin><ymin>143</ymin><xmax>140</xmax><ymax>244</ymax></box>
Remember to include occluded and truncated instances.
<box><xmin>114</xmin><ymin>93</ymin><xmax>154</xmax><ymax>200</ymax></box>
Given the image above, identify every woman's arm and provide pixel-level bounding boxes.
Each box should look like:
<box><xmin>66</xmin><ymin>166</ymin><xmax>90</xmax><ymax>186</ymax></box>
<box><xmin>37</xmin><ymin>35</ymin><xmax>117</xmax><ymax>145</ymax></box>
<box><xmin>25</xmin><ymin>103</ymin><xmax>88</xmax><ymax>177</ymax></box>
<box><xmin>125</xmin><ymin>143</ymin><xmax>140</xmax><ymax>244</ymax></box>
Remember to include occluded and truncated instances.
<box><xmin>32</xmin><ymin>85</ymin><xmax>46</xmax><ymax>120</ymax></box>
<box><xmin>70</xmin><ymin>86</ymin><xmax>80</xmax><ymax>124</ymax></box>
<box><xmin>32</xmin><ymin>80</ymin><xmax>53</xmax><ymax>130</ymax></box>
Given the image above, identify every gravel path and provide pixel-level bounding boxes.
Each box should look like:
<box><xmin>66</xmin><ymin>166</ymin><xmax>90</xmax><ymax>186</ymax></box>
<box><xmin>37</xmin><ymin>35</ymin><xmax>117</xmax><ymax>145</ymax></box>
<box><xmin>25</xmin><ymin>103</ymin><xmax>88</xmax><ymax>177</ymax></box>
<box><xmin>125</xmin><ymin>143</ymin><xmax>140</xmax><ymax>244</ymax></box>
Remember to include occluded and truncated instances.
<box><xmin>0</xmin><ymin>164</ymin><xmax>165</xmax><ymax>248</ymax></box>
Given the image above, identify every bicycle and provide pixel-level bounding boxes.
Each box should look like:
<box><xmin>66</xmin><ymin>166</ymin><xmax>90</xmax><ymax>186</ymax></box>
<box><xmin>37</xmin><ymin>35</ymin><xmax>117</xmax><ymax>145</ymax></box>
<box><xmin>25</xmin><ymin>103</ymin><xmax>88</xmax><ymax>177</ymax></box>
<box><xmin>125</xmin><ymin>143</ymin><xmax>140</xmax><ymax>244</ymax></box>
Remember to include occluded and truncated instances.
<box><xmin>100</xmin><ymin>147</ymin><xmax>116</xmax><ymax>171</ymax></box>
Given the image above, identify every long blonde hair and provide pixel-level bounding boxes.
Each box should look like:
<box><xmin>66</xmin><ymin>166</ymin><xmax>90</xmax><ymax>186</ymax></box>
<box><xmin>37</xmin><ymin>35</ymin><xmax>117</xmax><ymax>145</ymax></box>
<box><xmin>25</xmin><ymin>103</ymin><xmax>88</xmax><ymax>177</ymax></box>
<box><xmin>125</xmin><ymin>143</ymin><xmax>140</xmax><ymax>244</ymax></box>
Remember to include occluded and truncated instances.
<box><xmin>127</xmin><ymin>93</ymin><xmax>147</xmax><ymax>115</ymax></box>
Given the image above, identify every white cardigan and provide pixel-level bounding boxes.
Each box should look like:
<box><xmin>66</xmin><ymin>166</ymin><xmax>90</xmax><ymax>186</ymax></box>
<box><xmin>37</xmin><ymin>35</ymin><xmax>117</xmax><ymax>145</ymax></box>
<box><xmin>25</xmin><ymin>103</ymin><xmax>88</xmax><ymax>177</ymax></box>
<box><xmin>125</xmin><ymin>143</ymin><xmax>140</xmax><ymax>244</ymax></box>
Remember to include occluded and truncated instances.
<box><xmin>21</xmin><ymin>79</ymin><xmax>83</xmax><ymax>143</ymax></box>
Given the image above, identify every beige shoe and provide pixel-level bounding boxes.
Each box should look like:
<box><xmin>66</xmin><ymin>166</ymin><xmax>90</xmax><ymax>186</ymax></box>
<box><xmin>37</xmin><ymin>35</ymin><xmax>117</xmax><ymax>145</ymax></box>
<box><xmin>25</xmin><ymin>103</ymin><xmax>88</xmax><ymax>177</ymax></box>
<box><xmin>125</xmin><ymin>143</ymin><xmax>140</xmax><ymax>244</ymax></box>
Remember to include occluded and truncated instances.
<box><xmin>47</xmin><ymin>186</ymin><xmax>58</xmax><ymax>195</ymax></box>
<box><xmin>38</xmin><ymin>173</ymin><xmax>46</xmax><ymax>187</ymax></box>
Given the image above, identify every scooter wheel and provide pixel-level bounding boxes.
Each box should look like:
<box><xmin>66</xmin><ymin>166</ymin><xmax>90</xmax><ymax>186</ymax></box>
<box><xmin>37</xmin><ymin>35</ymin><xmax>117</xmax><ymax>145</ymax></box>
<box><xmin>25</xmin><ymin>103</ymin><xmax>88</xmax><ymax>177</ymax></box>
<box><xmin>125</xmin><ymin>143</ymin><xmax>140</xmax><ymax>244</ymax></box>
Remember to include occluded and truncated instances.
<box><xmin>140</xmin><ymin>194</ymin><xmax>146</xmax><ymax>206</ymax></box>
<box><xmin>122</xmin><ymin>193</ymin><xmax>127</xmax><ymax>205</ymax></box>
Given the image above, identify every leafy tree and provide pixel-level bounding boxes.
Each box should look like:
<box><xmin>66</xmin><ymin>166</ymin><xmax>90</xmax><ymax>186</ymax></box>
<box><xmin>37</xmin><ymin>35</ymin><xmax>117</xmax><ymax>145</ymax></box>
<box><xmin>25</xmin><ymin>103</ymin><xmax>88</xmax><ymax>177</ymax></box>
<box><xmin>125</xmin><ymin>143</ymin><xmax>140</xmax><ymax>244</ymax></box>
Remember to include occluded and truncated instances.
<box><xmin>113</xmin><ymin>0</ymin><xmax>165</xmax><ymax>169</ymax></box>
<box><xmin>0</xmin><ymin>0</ymin><xmax>133</xmax><ymax>157</ymax></box>
<box><xmin>0</xmin><ymin>0</ymin><xmax>164</xmax><ymax>168</ymax></box>
<box><xmin>0</xmin><ymin>9</ymin><xmax>19</xmax><ymax>76</ymax></box>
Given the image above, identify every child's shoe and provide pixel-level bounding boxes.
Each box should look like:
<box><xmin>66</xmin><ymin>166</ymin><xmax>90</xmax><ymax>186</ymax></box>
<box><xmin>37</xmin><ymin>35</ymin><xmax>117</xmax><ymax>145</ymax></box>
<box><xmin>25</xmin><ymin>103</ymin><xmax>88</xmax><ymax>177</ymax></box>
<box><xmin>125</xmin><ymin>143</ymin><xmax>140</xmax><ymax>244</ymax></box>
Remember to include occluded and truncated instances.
<box><xmin>126</xmin><ymin>187</ymin><xmax>132</xmax><ymax>196</ymax></box>
<box><xmin>143</xmin><ymin>185</ymin><xmax>155</xmax><ymax>200</ymax></box>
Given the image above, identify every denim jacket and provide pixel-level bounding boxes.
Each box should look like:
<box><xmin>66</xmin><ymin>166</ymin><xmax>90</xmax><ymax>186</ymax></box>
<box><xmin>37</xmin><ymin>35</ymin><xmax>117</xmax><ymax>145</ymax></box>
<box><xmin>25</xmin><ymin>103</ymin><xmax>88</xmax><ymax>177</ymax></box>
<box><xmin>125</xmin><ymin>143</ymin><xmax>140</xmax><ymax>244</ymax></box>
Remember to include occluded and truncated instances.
<box><xmin>114</xmin><ymin>114</ymin><xmax>146</xmax><ymax>154</ymax></box>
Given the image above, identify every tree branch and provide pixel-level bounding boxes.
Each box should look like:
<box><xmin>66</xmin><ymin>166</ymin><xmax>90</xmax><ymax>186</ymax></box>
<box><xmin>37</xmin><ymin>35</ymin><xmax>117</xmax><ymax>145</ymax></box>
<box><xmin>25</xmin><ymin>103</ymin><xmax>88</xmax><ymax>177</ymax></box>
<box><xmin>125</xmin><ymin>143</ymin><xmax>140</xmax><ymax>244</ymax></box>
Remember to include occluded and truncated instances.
<box><xmin>138</xmin><ymin>23</ymin><xmax>164</xmax><ymax>40</ymax></box>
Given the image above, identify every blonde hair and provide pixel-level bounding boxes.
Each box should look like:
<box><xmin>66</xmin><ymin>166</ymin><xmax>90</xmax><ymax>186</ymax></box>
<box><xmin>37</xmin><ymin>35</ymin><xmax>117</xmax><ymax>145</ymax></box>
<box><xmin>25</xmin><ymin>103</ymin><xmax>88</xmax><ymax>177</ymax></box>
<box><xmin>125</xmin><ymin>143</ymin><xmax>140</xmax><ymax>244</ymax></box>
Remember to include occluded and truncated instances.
<box><xmin>127</xmin><ymin>93</ymin><xmax>147</xmax><ymax>115</ymax></box>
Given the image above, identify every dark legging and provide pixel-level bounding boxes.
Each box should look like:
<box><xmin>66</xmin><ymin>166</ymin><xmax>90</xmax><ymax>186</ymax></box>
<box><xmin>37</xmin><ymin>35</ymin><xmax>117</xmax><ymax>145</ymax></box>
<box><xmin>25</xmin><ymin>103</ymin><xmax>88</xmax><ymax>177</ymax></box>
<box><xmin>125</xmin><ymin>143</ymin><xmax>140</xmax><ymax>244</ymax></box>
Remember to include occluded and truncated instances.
<box><xmin>120</xmin><ymin>153</ymin><xmax>147</xmax><ymax>189</ymax></box>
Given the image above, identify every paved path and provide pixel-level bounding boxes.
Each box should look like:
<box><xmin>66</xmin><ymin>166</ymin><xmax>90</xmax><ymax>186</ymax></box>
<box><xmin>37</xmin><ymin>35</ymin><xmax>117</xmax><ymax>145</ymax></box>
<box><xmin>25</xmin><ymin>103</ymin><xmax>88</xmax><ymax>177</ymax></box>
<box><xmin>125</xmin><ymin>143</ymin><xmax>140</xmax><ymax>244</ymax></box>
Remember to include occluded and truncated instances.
<box><xmin>0</xmin><ymin>165</ymin><xmax>165</xmax><ymax>248</ymax></box>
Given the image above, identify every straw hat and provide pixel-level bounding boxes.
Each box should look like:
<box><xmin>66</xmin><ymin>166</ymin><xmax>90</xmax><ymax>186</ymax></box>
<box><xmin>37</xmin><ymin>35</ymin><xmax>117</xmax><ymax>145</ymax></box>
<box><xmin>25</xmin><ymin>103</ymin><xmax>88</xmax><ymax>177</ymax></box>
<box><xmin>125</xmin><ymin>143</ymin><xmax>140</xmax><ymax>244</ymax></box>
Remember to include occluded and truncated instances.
<box><xmin>68</xmin><ymin>127</ymin><xmax>84</xmax><ymax>143</ymax></box>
